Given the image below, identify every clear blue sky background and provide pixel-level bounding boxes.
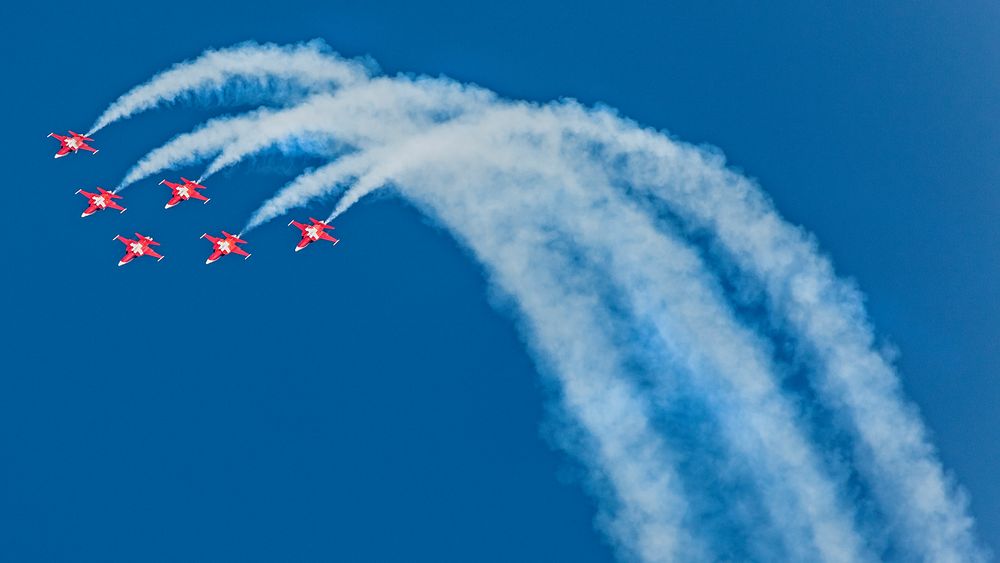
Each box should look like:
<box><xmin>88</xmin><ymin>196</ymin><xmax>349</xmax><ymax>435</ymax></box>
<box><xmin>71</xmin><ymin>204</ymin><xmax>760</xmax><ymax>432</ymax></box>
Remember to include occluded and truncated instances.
<box><xmin>2</xmin><ymin>1</ymin><xmax>997</xmax><ymax>560</ymax></box>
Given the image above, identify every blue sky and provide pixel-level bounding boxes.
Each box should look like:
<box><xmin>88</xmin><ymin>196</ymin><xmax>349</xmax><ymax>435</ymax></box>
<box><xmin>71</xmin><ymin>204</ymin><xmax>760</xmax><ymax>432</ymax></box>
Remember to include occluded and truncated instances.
<box><xmin>2</xmin><ymin>1</ymin><xmax>997</xmax><ymax>560</ymax></box>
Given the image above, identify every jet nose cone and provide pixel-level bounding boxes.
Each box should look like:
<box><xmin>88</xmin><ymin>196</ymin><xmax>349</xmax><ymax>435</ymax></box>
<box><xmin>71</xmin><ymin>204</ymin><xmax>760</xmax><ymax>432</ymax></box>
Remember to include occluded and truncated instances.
<box><xmin>81</xmin><ymin>212</ymin><xmax>90</xmax><ymax>218</ymax></box>
<box><xmin>118</xmin><ymin>261</ymin><xmax>126</xmax><ymax>266</ymax></box>
<box><xmin>205</xmin><ymin>259</ymin><xmax>215</xmax><ymax>265</ymax></box>
<box><xmin>294</xmin><ymin>245</ymin><xmax>303</xmax><ymax>252</ymax></box>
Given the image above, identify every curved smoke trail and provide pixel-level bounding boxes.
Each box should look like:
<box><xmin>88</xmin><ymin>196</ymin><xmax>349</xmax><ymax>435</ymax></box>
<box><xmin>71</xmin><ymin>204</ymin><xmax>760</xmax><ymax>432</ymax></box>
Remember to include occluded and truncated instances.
<box><xmin>87</xmin><ymin>40</ymin><xmax>370</xmax><ymax>137</ymax></box>
<box><xmin>91</xmin><ymin>42</ymin><xmax>988</xmax><ymax>562</ymax></box>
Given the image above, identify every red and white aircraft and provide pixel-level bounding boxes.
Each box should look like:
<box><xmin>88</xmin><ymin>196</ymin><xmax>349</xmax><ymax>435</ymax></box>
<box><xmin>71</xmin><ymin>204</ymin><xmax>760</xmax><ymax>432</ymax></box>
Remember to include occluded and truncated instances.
<box><xmin>289</xmin><ymin>217</ymin><xmax>339</xmax><ymax>252</ymax></box>
<box><xmin>114</xmin><ymin>232</ymin><xmax>164</xmax><ymax>266</ymax></box>
<box><xmin>49</xmin><ymin>131</ymin><xmax>98</xmax><ymax>158</ymax></box>
<box><xmin>77</xmin><ymin>187</ymin><xmax>125</xmax><ymax>217</ymax></box>
<box><xmin>159</xmin><ymin>177</ymin><xmax>210</xmax><ymax>209</ymax></box>
<box><xmin>201</xmin><ymin>231</ymin><xmax>251</xmax><ymax>264</ymax></box>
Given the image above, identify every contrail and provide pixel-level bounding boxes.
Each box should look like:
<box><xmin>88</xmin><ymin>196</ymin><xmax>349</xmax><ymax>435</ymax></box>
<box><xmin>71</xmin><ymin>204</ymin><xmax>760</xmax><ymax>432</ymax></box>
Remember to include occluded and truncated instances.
<box><xmin>200</xmin><ymin>77</ymin><xmax>494</xmax><ymax>182</ymax></box>
<box><xmin>244</xmin><ymin>151</ymin><xmax>375</xmax><ymax>232</ymax></box>
<box><xmin>113</xmin><ymin>106</ymin><xmax>278</xmax><ymax>192</ymax></box>
<box><xmin>87</xmin><ymin>40</ymin><xmax>370</xmax><ymax>136</ymax></box>
<box><xmin>102</xmin><ymin>42</ymin><xmax>988</xmax><ymax>562</ymax></box>
<box><xmin>526</xmin><ymin>109</ymin><xmax>989</xmax><ymax>561</ymax></box>
<box><xmin>315</xmin><ymin>107</ymin><xmax>873</xmax><ymax>561</ymax></box>
<box><xmin>408</xmin><ymin>183</ymin><xmax>711</xmax><ymax>562</ymax></box>
<box><xmin>116</xmin><ymin>77</ymin><xmax>494</xmax><ymax>194</ymax></box>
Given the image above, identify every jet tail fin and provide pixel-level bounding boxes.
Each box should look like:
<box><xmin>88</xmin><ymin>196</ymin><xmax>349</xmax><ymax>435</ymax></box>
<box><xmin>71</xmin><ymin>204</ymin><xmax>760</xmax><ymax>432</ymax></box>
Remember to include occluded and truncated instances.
<box><xmin>182</xmin><ymin>177</ymin><xmax>207</xmax><ymax>189</ymax></box>
<box><xmin>222</xmin><ymin>231</ymin><xmax>248</xmax><ymax>244</ymax></box>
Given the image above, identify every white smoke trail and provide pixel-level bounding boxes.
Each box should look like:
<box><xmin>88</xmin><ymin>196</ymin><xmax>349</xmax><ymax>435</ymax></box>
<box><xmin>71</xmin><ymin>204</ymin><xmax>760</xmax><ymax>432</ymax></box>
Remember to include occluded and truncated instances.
<box><xmin>87</xmin><ymin>40</ymin><xmax>370</xmax><ymax>136</ymax></box>
<box><xmin>201</xmin><ymin>77</ymin><xmax>494</xmax><ymax>182</ymax></box>
<box><xmin>262</xmin><ymin>100</ymin><xmax>985</xmax><ymax>560</ymax></box>
<box><xmin>617</xmin><ymin>146</ymin><xmax>987</xmax><ymax>561</ymax></box>
<box><xmin>242</xmin><ymin>154</ymin><xmax>371</xmax><ymax>231</ymax></box>
<box><xmin>102</xmin><ymin>43</ymin><xmax>988</xmax><ymax>562</ymax></box>
<box><xmin>308</xmin><ymin>108</ymin><xmax>874</xmax><ymax>561</ymax></box>
<box><xmin>113</xmin><ymin>106</ymin><xmax>278</xmax><ymax>192</ymax></box>
<box><xmin>438</xmin><ymin>205</ymin><xmax>706</xmax><ymax>562</ymax></box>
<box><xmin>513</xmin><ymin>108</ymin><xmax>988</xmax><ymax>561</ymax></box>
<box><xmin>115</xmin><ymin>77</ymin><xmax>495</xmax><ymax>194</ymax></box>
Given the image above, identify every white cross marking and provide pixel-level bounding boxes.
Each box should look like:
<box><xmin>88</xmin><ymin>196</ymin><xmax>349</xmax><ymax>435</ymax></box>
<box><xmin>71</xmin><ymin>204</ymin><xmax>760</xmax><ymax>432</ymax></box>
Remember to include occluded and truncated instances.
<box><xmin>306</xmin><ymin>226</ymin><xmax>319</xmax><ymax>240</ymax></box>
<box><xmin>177</xmin><ymin>186</ymin><xmax>190</xmax><ymax>198</ymax></box>
<box><xmin>219</xmin><ymin>240</ymin><xmax>231</xmax><ymax>253</ymax></box>
<box><xmin>130</xmin><ymin>242</ymin><xmax>144</xmax><ymax>255</ymax></box>
<box><xmin>93</xmin><ymin>195</ymin><xmax>106</xmax><ymax>208</ymax></box>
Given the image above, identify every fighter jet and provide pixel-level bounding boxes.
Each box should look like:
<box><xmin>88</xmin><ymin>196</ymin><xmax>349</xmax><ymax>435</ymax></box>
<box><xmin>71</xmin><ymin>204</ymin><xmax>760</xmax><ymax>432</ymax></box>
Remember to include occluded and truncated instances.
<box><xmin>113</xmin><ymin>233</ymin><xmax>164</xmax><ymax>266</ymax></box>
<box><xmin>160</xmin><ymin>177</ymin><xmax>210</xmax><ymax>209</ymax></box>
<box><xmin>289</xmin><ymin>217</ymin><xmax>339</xmax><ymax>252</ymax></box>
<box><xmin>49</xmin><ymin>131</ymin><xmax>98</xmax><ymax>158</ymax></box>
<box><xmin>201</xmin><ymin>231</ymin><xmax>250</xmax><ymax>264</ymax></box>
<box><xmin>77</xmin><ymin>187</ymin><xmax>125</xmax><ymax>217</ymax></box>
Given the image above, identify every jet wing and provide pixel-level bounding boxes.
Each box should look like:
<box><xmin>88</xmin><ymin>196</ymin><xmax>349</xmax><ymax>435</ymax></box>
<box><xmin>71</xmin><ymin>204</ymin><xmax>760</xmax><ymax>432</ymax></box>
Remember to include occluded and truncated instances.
<box><xmin>78</xmin><ymin>143</ymin><xmax>98</xmax><ymax>154</ymax></box>
<box><xmin>105</xmin><ymin>200</ymin><xmax>126</xmax><ymax>212</ymax></box>
<box><xmin>230</xmin><ymin>245</ymin><xmax>251</xmax><ymax>258</ymax></box>
<box><xmin>143</xmin><ymin>247</ymin><xmax>164</xmax><ymax>260</ymax></box>
<box><xmin>318</xmin><ymin>231</ymin><xmax>339</xmax><ymax>243</ymax></box>
<box><xmin>189</xmin><ymin>190</ymin><xmax>210</xmax><ymax>202</ymax></box>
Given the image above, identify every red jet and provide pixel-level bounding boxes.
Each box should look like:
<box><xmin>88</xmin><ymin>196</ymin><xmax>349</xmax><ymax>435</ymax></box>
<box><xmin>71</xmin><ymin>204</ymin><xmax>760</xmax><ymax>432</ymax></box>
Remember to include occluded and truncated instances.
<box><xmin>49</xmin><ymin>131</ymin><xmax>98</xmax><ymax>158</ymax></box>
<box><xmin>201</xmin><ymin>231</ymin><xmax>251</xmax><ymax>264</ymax></box>
<box><xmin>289</xmin><ymin>217</ymin><xmax>339</xmax><ymax>252</ymax></box>
<box><xmin>114</xmin><ymin>232</ymin><xmax>164</xmax><ymax>266</ymax></box>
<box><xmin>159</xmin><ymin>177</ymin><xmax>210</xmax><ymax>209</ymax></box>
<box><xmin>77</xmin><ymin>187</ymin><xmax>126</xmax><ymax>217</ymax></box>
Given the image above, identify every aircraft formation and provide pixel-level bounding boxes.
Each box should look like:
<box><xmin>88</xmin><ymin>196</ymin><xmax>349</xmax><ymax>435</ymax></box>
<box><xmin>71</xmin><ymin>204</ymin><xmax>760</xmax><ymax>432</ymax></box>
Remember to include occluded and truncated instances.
<box><xmin>51</xmin><ymin>131</ymin><xmax>340</xmax><ymax>266</ymax></box>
